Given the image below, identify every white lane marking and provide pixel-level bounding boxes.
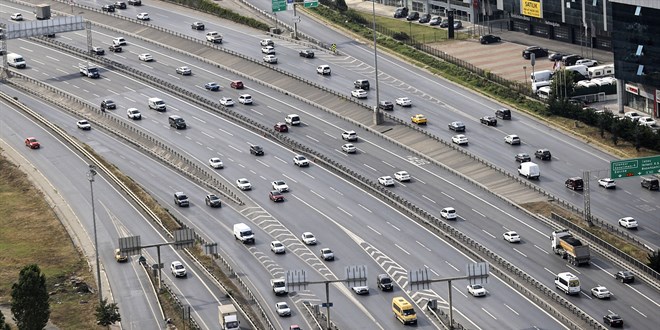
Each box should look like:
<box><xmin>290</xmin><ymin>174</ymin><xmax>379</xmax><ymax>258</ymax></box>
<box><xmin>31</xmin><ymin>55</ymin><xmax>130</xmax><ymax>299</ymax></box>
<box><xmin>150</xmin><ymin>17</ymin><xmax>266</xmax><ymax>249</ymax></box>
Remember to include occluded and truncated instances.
<box><xmin>217</xmin><ymin>128</ymin><xmax>233</xmax><ymax>136</ymax></box>
<box><xmin>544</xmin><ymin>267</ymin><xmax>556</xmax><ymax>276</ymax></box>
<box><xmin>394</xmin><ymin>244</ymin><xmax>410</xmax><ymax>255</ymax></box>
<box><xmin>441</xmin><ymin>192</ymin><xmax>455</xmax><ymax>200</ymax></box>
<box><xmin>472</xmin><ymin>209</ymin><xmax>486</xmax><ymax>217</ymax></box>
<box><xmin>301</xmin><ymin>171</ymin><xmax>315</xmax><ymax>179</ymax></box>
<box><xmin>228</xmin><ymin>145</ymin><xmax>241</xmax><ymax>152</ymax></box>
<box><xmin>482</xmin><ymin>230</ymin><xmax>495</xmax><ymax>238</ymax></box>
<box><xmin>46</xmin><ymin>55</ymin><xmax>60</xmax><ymax>61</ymax></box>
<box><xmin>504</xmin><ymin>304</ymin><xmax>519</xmax><ymax>316</ymax></box>
<box><xmin>367</xmin><ymin>226</ymin><xmax>381</xmax><ymax>235</ymax></box>
<box><xmin>416</xmin><ymin>241</ymin><xmax>431</xmax><ymax>252</ymax></box>
<box><xmin>445</xmin><ymin>261</ymin><xmax>459</xmax><ymax>272</ymax></box>
<box><xmin>630</xmin><ymin>306</ymin><xmax>647</xmax><ymax>317</ymax></box>
<box><xmin>358</xmin><ymin>204</ymin><xmax>372</xmax><ymax>213</ymax></box>
<box><xmin>481</xmin><ymin>307</ymin><xmax>497</xmax><ymax>320</ymax></box>
<box><xmin>566</xmin><ymin>265</ymin><xmax>581</xmax><ymax>275</ymax></box>
<box><xmin>336</xmin><ymin>206</ymin><xmax>353</xmax><ymax>217</ymax></box>
<box><xmin>387</xmin><ymin>222</ymin><xmax>401</xmax><ymax>231</ymax></box>
<box><xmin>201</xmin><ymin>131</ymin><xmax>215</xmax><ymax>139</ymax></box>
<box><xmin>534</xmin><ymin>245</ymin><xmax>549</xmax><ymax>254</ymax></box>
<box><xmin>512</xmin><ymin>248</ymin><xmax>527</xmax><ymax>257</ymax></box>
<box><xmin>422</xmin><ymin>195</ymin><xmax>436</xmax><ymax>203</ymax></box>
<box><xmin>282</xmin><ymin>174</ymin><xmax>298</xmax><ymax>183</ymax></box>
<box><xmin>274</xmin><ymin>156</ymin><xmax>288</xmax><ymax>164</ymax></box>
<box><xmin>192</xmin><ymin>116</ymin><xmax>206</xmax><ymax>123</ymax></box>
<box><xmin>382</xmin><ymin>160</ymin><xmax>395</xmax><ymax>168</ymax></box>
<box><xmin>363</xmin><ymin>163</ymin><xmax>377</xmax><ymax>171</ymax></box>
<box><xmin>310</xmin><ymin>190</ymin><xmax>325</xmax><ymax>200</ymax></box>
<box><xmin>414</xmin><ymin>177</ymin><xmax>426</xmax><ymax>184</ymax></box>
<box><xmin>306</xmin><ymin>135</ymin><xmax>319</xmax><ymax>142</ymax></box>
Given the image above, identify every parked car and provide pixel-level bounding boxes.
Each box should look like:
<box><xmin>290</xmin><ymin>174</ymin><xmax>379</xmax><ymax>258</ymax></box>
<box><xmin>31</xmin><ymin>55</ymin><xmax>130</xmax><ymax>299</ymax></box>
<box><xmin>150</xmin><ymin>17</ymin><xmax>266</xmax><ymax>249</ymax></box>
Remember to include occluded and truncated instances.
<box><xmin>522</xmin><ymin>46</ymin><xmax>548</xmax><ymax>59</ymax></box>
<box><xmin>453</xmin><ymin>21</ymin><xmax>462</xmax><ymax>29</ymax></box>
<box><xmin>562</xmin><ymin>54</ymin><xmax>583</xmax><ymax>66</ymax></box>
<box><xmin>418</xmin><ymin>14</ymin><xmax>431</xmax><ymax>23</ymax></box>
<box><xmin>479</xmin><ymin>34</ymin><xmax>501</xmax><ymax>44</ymax></box>
<box><xmin>575</xmin><ymin>59</ymin><xmax>598</xmax><ymax>67</ymax></box>
<box><xmin>406</xmin><ymin>12</ymin><xmax>420</xmax><ymax>21</ymax></box>
<box><xmin>429</xmin><ymin>16</ymin><xmax>442</xmax><ymax>26</ymax></box>
<box><xmin>548</xmin><ymin>52</ymin><xmax>564</xmax><ymax>61</ymax></box>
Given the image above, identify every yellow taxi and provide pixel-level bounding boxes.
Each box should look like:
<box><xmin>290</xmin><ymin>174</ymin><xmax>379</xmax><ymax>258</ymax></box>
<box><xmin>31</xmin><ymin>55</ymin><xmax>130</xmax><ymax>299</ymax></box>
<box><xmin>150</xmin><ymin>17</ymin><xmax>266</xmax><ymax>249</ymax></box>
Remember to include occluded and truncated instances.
<box><xmin>411</xmin><ymin>114</ymin><xmax>427</xmax><ymax>125</ymax></box>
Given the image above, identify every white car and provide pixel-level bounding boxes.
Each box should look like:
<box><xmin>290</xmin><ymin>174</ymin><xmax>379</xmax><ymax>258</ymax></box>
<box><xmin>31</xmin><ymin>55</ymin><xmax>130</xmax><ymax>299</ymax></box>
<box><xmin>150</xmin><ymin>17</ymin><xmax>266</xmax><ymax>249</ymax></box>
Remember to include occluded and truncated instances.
<box><xmin>136</xmin><ymin>12</ymin><xmax>150</xmax><ymax>20</ymax></box>
<box><xmin>618</xmin><ymin>217</ymin><xmax>638</xmax><ymax>229</ymax></box>
<box><xmin>316</xmin><ymin>64</ymin><xmax>331</xmax><ymax>75</ymax></box>
<box><xmin>320</xmin><ymin>248</ymin><xmax>334</xmax><ymax>261</ymax></box>
<box><xmin>208</xmin><ymin>157</ymin><xmax>223</xmax><ymax>169</ymax></box>
<box><xmin>219</xmin><ymin>97</ymin><xmax>235</xmax><ymax>106</ymax></box>
<box><xmin>293</xmin><ymin>155</ymin><xmax>310</xmax><ymax>167</ymax></box>
<box><xmin>351</xmin><ymin>89</ymin><xmax>368</xmax><ymax>99</ymax></box>
<box><xmin>467</xmin><ymin>284</ymin><xmax>487</xmax><ymax>297</ymax></box>
<box><xmin>341</xmin><ymin>130</ymin><xmax>358</xmax><ymax>141</ymax></box>
<box><xmin>170</xmin><ymin>261</ymin><xmax>186</xmax><ymax>277</ymax></box>
<box><xmin>503</xmin><ymin>231</ymin><xmax>520</xmax><ymax>243</ymax></box>
<box><xmin>301</xmin><ymin>232</ymin><xmax>317</xmax><ymax>245</ymax></box>
<box><xmin>504</xmin><ymin>134</ymin><xmax>521</xmax><ymax>145</ymax></box>
<box><xmin>270</xmin><ymin>241</ymin><xmax>285</xmax><ymax>254</ymax></box>
<box><xmin>10</xmin><ymin>13</ymin><xmax>23</xmax><ymax>21</ymax></box>
<box><xmin>138</xmin><ymin>53</ymin><xmax>153</xmax><ymax>61</ymax></box>
<box><xmin>342</xmin><ymin>143</ymin><xmax>356</xmax><ymax>153</ymax></box>
<box><xmin>351</xmin><ymin>286</ymin><xmax>369</xmax><ymax>295</ymax></box>
<box><xmin>238</xmin><ymin>94</ymin><xmax>252</xmax><ymax>104</ymax></box>
<box><xmin>275</xmin><ymin>302</ymin><xmax>291</xmax><ymax>317</ymax></box>
<box><xmin>263</xmin><ymin>55</ymin><xmax>278</xmax><ymax>64</ymax></box>
<box><xmin>598</xmin><ymin>178</ymin><xmax>616</xmax><ymax>189</ymax></box>
<box><xmin>638</xmin><ymin>116</ymin><xmax>656</xmax><ymax>126</ymax></box>
<box><xmin>394</xmin><ymin>171</ymin><xmax>410</xmax><ymax>182</ymax></box>
<box><xmin>76</xmin><ymin>120</ymin><xmax>91</xmax><ymax>130</ymax></box>
<box><xmin>575</xmin><ymin>59</ymin><xmax>598</xmax><ymax>67</ymax></box>
<box><xmin>261</xmin><ymin>46</ymin><xmax>275</xmax><ymax>54</ymax></box>
<box><xmin>127</xmin><ymin>108</ymin><xmax>142</xmax><ymax>120</ymax></box>
<box><xmin>236</xmin><ymin>178</ymin><xmax>252</xmax><ymax>190</ymax></box>
<box><xmin>395</xmin><ymin>97</ymin><xmax>412</xmax><ymax>107</ymax></box>
<box><xmin>440</xmin><ymin>207</ymin><xmax>457</xmax><ymax>220</ymax></box>
<box><xmin>260</xmin><ymin>38</ymin><xmax>274</xmax><ymax>46</ymax></box>
<box><xmin>591</xmin><ymin>286</ymin><xmax>611</xmax><ymax>299</ymax></box>
<box><xmin>271</xmin><ymin>180</ymin><xmax>289</xmax><ymax>193</ymax></box>
<box><xmin>624</xmin><ymin>112</ymin><xmax>641</xmax><ymax>121</ymax></box>
<box><xmin>176</xmin><ymin>66</ymin><xmax>191</xmax><ymax>75</ymax></box>
<box><xmin>452</xmin><ymin>134</ymin><xmax>468</xmax><ymax>145</ymax></box>
<box><xmin>378</xmin><ymin>176</ymin><xmax>395</xmax><ymax>186</ymax></box>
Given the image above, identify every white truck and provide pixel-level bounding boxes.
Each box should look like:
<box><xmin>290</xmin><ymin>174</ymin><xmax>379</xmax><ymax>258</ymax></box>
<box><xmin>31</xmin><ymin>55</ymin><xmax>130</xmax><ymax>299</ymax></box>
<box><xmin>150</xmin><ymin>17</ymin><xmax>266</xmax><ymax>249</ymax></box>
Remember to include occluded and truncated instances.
<box><xmin>270</xmin><ymin>278</ymin><xmax>287</xmax><ymax>295</ymax></box>
<box><xmin>148</xmin><ymin>97</ymin><xmax>166</xmax><ymax>111</ymax></box>
<box><xmin>218</xmin><ymin>304</ymin><xmax>239</xmax><ymax>330</ymax></box>
<box><xmin>7</xmin><ymin>53</ymin><xmax>26</xmax><ymax>68</ymax></box>
<box><xmin>79</xmin><ymin>63</ymin><xmax>100</xmax><ymax>78</ymax></box>
<box><xmin>35</xmin><ymin>4</ymin><xmax>51</xmax><ymax>20</ymax></box>
<box><xmin>233</xmin><ymin>223</ymin><xmax>254</xmax><ymax>244</ymax></box>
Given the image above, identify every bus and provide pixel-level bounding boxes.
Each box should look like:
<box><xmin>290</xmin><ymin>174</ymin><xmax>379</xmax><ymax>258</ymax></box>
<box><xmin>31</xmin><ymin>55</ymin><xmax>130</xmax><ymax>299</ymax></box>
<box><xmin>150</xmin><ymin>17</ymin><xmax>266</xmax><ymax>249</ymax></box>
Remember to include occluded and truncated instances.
<box><xmin>555</xmin><ymin>272</ymin><xmax>581</xmax><ymax>295</ymax></box>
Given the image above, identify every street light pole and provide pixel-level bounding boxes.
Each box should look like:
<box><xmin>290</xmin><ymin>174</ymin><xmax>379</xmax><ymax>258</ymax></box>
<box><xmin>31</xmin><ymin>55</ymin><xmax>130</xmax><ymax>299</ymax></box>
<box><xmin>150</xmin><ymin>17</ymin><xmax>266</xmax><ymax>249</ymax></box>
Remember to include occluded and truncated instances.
<box><xmin>372</xmin><ymin>0</ymin><xmax>382</xmax><ymax>125</ymax></box>
<box><xmin>87</xmin><ymin>164</ymin><xmax>102</xmax><ymax>303</ymax></box>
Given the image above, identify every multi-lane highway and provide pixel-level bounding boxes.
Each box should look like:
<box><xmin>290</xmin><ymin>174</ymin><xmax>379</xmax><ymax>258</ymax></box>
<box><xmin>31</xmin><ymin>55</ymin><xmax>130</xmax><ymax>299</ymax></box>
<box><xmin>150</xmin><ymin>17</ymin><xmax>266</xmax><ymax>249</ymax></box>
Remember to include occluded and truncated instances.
<box><xmin>2</xmin><ymin>0</ymin><xmax>659</xmax><ymax>329</ymax></box>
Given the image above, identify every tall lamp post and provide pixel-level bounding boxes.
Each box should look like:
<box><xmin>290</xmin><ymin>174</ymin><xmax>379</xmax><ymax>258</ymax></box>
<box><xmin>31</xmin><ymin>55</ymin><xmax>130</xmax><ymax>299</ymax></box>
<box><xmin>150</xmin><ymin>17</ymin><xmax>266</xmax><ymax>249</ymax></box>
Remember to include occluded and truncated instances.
<box><xmin>87</xmin><ymin>164</ymin><xmax>102</xmax><ymax>303</ymax></box>
<box><xmin>523</xmin><ymin>66</ymin><xmax>527</xmax><ymax>84</ymax></box>
<box><xmin>372</xmin><ymin>0</ymin><xmax>382</xmax><ymax>124</ymax></box>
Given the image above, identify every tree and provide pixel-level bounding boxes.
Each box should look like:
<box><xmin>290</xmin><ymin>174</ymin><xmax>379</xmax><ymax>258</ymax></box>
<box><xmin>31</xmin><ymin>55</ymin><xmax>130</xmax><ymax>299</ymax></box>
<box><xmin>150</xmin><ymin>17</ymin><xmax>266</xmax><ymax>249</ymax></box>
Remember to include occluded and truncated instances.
<box><xmin>95</xmin><ymin>299</ymin><xmax>121</xmax><ymax>326</ymax></box>
<box><xmin>0</xmin><ymin>309</ymin><xmax>11</xmax><ymax>330</ymax></box>
<box><xmin>649</xmin><ymin>249</ymin><xmax>660</xmax><ymax>272</ymax></box>
<box><xmin>336</xmin><ymin>0</ymin><xmax>348</xmax><ymax>12</ymax></box>
<box><xmin>11</xmin><ymin>264</ymin><xmax>50</xmax><ymax>330</ymax></box>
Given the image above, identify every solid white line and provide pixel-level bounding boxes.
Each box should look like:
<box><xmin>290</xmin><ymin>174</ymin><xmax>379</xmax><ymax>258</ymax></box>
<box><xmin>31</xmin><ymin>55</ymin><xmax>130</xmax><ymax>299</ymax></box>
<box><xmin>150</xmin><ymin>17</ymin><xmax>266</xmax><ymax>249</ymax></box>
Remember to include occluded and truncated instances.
<box><xmin>482</xmin><ymin>230</ymin><xmax>495</xmax><ymax>238</ymax></box>
<box><xmin>394</xmin><ymin>244</ymin><xmax>410</xmax><ymax>255</ymax></box>
<box><xmin>504</xmin><ymin>304</ymin><xmax>519</xmax><ymax>316</ymax></box>
<box><xmin>441</xmin><ymin>192</ymin><xmax>455</xmax><ymax>200</ymax></box>
<box><xmin>481</xmin><ymin>307</ymin><xmax>497</xmax><ymax>320</ymax></box>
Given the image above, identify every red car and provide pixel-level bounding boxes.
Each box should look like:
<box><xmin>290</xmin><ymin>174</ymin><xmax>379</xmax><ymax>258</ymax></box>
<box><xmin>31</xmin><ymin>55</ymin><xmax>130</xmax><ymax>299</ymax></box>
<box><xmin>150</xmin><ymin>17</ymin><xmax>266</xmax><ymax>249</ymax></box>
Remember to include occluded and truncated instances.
<box><xmin>25</xmin><ymin>137</ymin><xmax>40</xmax><ymax>149</ymax></box>
<box><xmin>230</xmin><ymin>80</ymin><xmax>244</xmax><ymax>89</ymax></box>
<box><xmin>274</xmin><ymin>122</ymin><xmax>288</xmax><ymax>132</ymax></box>
<box><xmin>269</xmin><ymin>190</ymin><xmax>284</xmax><ymax>202</ymax></box>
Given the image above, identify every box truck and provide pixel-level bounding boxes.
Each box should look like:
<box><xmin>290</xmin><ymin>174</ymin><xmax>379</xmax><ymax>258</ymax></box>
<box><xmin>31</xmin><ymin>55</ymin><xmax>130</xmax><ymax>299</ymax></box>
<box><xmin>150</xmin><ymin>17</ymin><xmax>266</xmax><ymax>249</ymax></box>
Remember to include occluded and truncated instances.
<box><xmin>550</xmin><ymin>229</ymin><xmax>590</xmax><ymax>266</ymax></box>
<box><xmin>218</xmin><ymin>305</ymin><xmax>239</xmax><ymax>330</ymax></box>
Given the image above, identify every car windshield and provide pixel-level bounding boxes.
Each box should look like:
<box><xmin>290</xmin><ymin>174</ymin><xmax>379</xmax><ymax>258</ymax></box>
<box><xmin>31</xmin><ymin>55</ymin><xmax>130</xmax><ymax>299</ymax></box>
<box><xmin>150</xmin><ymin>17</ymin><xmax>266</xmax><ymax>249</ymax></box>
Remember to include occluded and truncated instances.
<box><xmin>472</xmin><ymin>284</ymin><xmax>483</xmax><ymax>289</ymax></box>
<box><xmin>208</xmin><ymin>195</ymin><xmax>219</xmax><ymax>201</ymax></box>
<box><xmin>380</xmin><ymin>277</ymin><xmax>391</xmax><ymax>284</ymax></box>
<box><xmin>402</xmin><ymin>308</ymin><xmax>416</xmax><ymax>316</ymax></box>
<box><xmin>177</xmin><ymin>195</ymin><xmax>187</xmax><ymax>200</ymax></box>
<box><xmin>274</xmin><ymin>242</ymin><xmax>282</xmax><ymax>247</ymax></box>
<box><xmin>174</xmin><ymin>265</ymin><xmax>184</xmax><ymax>270</ymax></box>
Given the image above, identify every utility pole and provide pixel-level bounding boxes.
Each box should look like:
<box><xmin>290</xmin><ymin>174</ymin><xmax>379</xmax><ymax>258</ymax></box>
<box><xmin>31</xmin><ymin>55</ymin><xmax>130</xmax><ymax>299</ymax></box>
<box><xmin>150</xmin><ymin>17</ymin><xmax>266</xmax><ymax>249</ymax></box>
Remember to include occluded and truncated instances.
<box><xmin>372</xmin><ymin>0</ymin><xmax>382</xmax><ymax>125</ymax></box>
<box><xmin>87</xmin><ymin>164</ymin><xmax>102</xmax><ymax>303</ymax></box>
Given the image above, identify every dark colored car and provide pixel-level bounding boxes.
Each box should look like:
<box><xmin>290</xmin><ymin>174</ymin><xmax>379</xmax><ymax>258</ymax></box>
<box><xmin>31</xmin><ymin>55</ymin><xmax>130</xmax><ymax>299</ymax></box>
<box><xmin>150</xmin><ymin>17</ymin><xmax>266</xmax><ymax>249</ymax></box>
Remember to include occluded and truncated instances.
<box><xmin>603</xmin><ymin>314</ymin><xmax>623</xmax><ymax>327</ymax></box>
<box><xmin>615</xmin><ymin>270</ymin><xmax>635</xmax><ymax>283</ymax></box>
<box><xmin>406</xmin><ymin>12</ymin><xmax>419</xmax><ymax>21</ymax></box>
<box><xmin>418</xmin><ymin>14</ymin><xmax>431</xmax><ymax>23</ymax></box>
<box><xmin>128</xmin><ymin>0</ymin><xmax>141</xmax><ymax>5</ymax></box>
<box><xmin>562</xmin><ymin>54</ymin><xmax>583</xmax><ymax>66</ymax></box>
<box><xmin>299</xmin><ymin>50</ymin><xmax>315</xmax><ymax>58</ymax></box>
<box><xmin>25</xmin><ymin>137</ymin><xmax>40</xmax><ymax>149</ymax></box>
<box><xmin>378</xmin><ymin>101</ymin><xmax>394</xmax><ymax>111</ymax></box>
<box><xmin>495</xmin><ymin>108</ymin><xmax>511</xmax><ymax>119</ymax></box>
<box><xmin>269</xmin><ymin>190</ymin><xmax>284</xmax><ymax>202</ymax></box>
<box><xmin>439</xmin><ymin>19</ymin><xmax>450</xmax><ymax>28</ymax></box>
<box><xmin>114</xmin><ymin>1</ymin><xmax>127</xmax><ymax>9</ymax></box>
<box><xmin>448</xmin><ymin>121</ymin><xmax>466</xmax><ymax>132</ymax></box>
<box><xmin>429</xmin><ymin>16</ymin><xmax>441</xmax><ymax>26</ymax></box>
<box><xmin>377</xmin><ymin>274</ymin><xmax>393</xmax><ymax>291</ymax></box>
<box><xmin>393</xmin><ymin>7</ymin><xmax>409</xmax><ymax>18</ymax></box>
<box><xmin>641</xmin><ymin>177</ymin><xmax>659</xmax><ymax>190</ymax></box>
<box><xmin>479</xmin><ymin>34</ymin><xmax>501</xmax><ymax>44</ymax></box>
<box><xmin>480</xmin><ymin>116</ymin><xmax>497</xmax><ymax>126</ymax></box>
<box><xmin>548</xmin><ymin>52</ymin><xmax>564</xmax><ymax>61</ymax></box>
<box><xmin>102</xmin><ymin>5</ymin><xmax>115</xmax><ymax>12</ymax></box>
<box><xmin>250</xmin><ymin>145</ymin><xmax>264</xmax><ymax>156</ymax></box>
<box><xmin>515</xmin><ymin>153</ymin><xmax>531</xmax><ymax>163</ymax></box>
<box><xmin>174</xmin><ymin>192</ymin><xmax>189</xmax><ymax>207</ymax></box>
<box><xmin>205</xmin><ymin>194</ymin><xmax>221</xmax><ymax>207</ymax></box>
<box><xmin>534</xmin><ymin>149</ymin><xmax>552</xmax><ymax>160</ymax></box>
<box><xmin>191</xmin><ymin>22</ymin><xmax>205</xmax><ymax>30</ymax></box>
<box><xmin>108</xmin><ymin>44</ymin><xmax>122</xmax><ymax>52</ymax></box>
<box><xmin>101</xmin><ymin>99</ymin><xmax>116</xmax><ymax>110</ymax></box>
<box><xmin>565</xmin><ymin>177</ymin><xmax>584</xmax><ymax>191</ymax></box>
<box><xmin>204</xmin><ymin>82</ymin><xmax>220</xmax><ymax>91</ymax></box>
<box><xmin>91</xmin><ymin>47</ymin><xmax>105</xmax><ymax>55</ymax></box>
<box><xmin>522</xmin><ymin>46</ymin><xmax>548</xmax><ymax>59</ymax></box>
<box><xmin>274</xmin><ymin>122</ymin><xmax>288</xmax><ymax>132</ymax></box>
<box><xmin>230</xmin><ymin>80</ymin><xmax>244</xmax><ymax>89</ymax></box>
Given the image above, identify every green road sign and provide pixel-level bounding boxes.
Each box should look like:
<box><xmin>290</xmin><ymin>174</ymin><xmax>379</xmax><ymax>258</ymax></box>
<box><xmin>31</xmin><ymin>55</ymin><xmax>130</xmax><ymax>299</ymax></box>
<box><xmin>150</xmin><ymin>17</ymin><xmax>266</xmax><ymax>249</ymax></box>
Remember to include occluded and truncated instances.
<box><xmin>304</xmin><ymin>0</ymin><xmax>318</xmax><ymax>8</ymax></box>
<box><xmin>610</xmin><ymin>155</ymin><xmax>660</xmax><ymax>178</ymax></box>
<box><xmin>272</xmin><ymin>0</ymin><xmax>287</xmax><ymax>12</ymax></box>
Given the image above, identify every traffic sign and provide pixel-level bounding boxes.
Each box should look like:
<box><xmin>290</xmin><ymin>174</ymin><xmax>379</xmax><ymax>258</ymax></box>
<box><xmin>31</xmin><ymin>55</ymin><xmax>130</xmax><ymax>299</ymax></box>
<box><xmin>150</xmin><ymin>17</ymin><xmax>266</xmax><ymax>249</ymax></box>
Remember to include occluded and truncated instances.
<box><xmin>272</xmin><ymin>0</ymin><xmax>287</xmax><ymax>12</ymax></box>
<box><xmin>304</xmin><ymin>0</ymin><xmax>319</xmax><ymax>8</ymax></box>
<box><xmin>321</xmin><ymin>302</ymin><xmax>333</xmax><ymax>307</ymax></box>
<box><xmin>610</xmin><ymin>155</ymin><xmax>660</xmax><ymax>178</ymax></box>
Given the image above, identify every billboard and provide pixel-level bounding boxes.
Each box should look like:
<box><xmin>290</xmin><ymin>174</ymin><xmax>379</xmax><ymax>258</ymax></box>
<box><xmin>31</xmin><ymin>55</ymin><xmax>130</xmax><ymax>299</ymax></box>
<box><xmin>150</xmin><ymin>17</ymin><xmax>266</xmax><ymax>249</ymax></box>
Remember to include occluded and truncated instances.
<box><xmin>521</xmin><ymin>0</ymin><xmax>543</xmax><ymax>18</ymax></box>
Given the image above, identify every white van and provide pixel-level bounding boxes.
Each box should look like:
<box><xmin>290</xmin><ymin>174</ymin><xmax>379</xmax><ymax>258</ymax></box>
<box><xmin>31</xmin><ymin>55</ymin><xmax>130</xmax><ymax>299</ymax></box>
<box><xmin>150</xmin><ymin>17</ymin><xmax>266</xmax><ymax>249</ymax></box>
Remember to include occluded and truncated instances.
<box><xmin>285</xmin><ymin>114</ymin><xmax>300</xmax><ymax>126</ymax></box>
<box><xmin>518</xmin><ymin>162</ymin><xmax>540</xmax><ymax>179</ymax></box>
<box><xmin>233</xmin><ymin>223</ymin><xmax>254</xmax><ymax>244</ymax></box>
<box><xmin>7</xmin><ymin>53</ymin><xmax>26</xmax><ymax>68</ymax></box>
<box><xmin>531</xmin><ymin>80</ymin><xmax>551</xmax><ymax>93</ymax></box>
<box><xmin>565</xmin><ymin>65</ymin><xmax>589</xmax><ymax>79</ymax></box>
<box><xmin>555</xmin><ymin>272</ymin><xmax>580</xmax><ymax>295</ymax></box>
<box><xmin>148</xmin><ymin>97</ymin><xmax>166</xmax><ymax>111</ymax></box>
<box><xmin>530</xmin><ymin>70</ymin><xmax>553</xmax><ymax>83</ymax></box>
<box><xmin>536</xmin><ymin>86</ymin><xmax>551</xmax><ymax>100</ymax></box>
<box><xmin>316</xmin><ymin>65</ymin><xmax>331</xmax><ymax>75</ymax></box>
<box><xmin>587</xmin><ymin>65</ymin><xmax>614</xmax><ymax>79</ymax></box>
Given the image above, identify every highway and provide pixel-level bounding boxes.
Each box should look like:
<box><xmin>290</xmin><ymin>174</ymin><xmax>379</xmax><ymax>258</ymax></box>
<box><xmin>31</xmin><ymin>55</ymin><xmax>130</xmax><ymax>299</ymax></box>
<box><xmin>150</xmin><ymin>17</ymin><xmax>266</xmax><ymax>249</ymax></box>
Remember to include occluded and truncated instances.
<box><xmin>2</xmin><ymin>0</ymin><xmax>659</xmax><ymax>328</ymax></box>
